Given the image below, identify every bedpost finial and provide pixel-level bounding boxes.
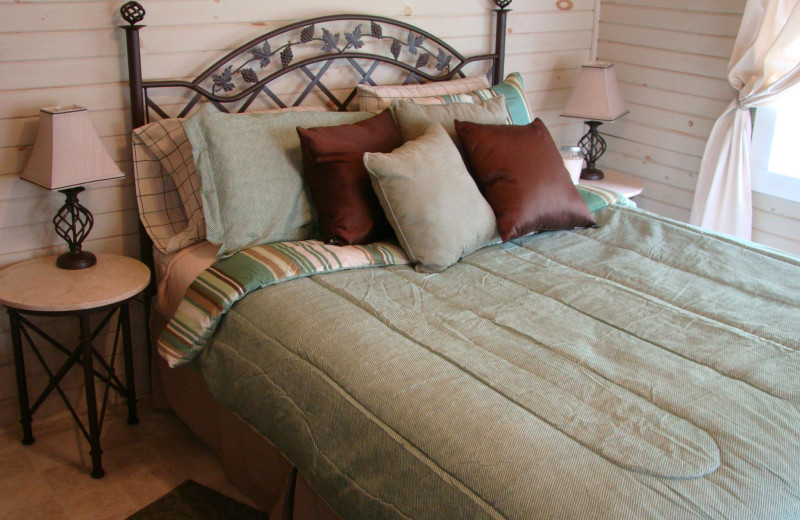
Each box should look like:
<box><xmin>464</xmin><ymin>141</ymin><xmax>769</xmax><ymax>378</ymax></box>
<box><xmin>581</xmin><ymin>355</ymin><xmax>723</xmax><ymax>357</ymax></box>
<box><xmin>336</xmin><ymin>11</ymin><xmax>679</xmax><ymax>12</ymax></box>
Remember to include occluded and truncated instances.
<box><xmin>121</xmin><ymin>1</ymin><xmax>146</xmax><ymax>25</ymax></box>
<box><xmin>493</xmin><ymin>0</ymin><xmax>512</xmax><ymax>9</ymax></box>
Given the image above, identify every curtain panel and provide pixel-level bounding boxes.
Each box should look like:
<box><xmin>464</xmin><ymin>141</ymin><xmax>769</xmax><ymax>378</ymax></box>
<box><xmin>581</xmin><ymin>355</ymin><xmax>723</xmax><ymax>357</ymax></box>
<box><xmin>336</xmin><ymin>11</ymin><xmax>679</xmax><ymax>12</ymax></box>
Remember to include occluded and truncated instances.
<box><xmin>690</xmin><ymin>0</ymin><xmax>800</xmax><ymax>239</ymax></box>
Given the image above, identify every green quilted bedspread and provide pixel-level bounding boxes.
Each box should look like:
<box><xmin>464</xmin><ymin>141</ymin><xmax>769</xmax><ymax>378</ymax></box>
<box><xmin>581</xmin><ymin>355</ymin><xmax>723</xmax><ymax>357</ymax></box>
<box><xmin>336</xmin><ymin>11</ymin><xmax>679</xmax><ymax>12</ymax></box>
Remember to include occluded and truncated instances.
<box><xmin>193</xmin><ymin>205</ymin><xmax>800</xmax><ymax>519</ymax></box>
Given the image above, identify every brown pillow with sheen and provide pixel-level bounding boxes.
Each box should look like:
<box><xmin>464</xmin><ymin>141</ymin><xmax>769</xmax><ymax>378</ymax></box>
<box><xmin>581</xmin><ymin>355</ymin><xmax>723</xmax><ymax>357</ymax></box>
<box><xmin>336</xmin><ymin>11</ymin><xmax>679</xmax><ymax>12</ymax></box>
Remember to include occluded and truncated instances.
<box><xmin>297</xmin><ymin>110</ymin><xmax>403</xmax><ymax>245</ymax></box>
<box><xmin>454</xmin><ymin>118</ymin><xmax>595</xmax><ymax>242</ymax></box>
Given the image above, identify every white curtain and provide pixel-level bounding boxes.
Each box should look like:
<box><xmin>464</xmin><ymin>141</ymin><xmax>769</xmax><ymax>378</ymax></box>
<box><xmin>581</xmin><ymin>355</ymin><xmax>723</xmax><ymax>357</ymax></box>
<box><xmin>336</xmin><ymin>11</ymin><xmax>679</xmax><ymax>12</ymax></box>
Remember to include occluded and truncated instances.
<box><xmin>690</xmin><ymin>0</ymin><xmax>800</xmax><ymax>239</ymax></box>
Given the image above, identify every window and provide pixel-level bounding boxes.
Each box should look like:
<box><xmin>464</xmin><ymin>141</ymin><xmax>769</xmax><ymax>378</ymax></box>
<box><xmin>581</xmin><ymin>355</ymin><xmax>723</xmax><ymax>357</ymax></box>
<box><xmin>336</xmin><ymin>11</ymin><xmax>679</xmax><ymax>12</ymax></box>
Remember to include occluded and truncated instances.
<box><xmin>750</xmin><ymin>87</ymin><xmax>800</xmax><ymax>202</ymax></box>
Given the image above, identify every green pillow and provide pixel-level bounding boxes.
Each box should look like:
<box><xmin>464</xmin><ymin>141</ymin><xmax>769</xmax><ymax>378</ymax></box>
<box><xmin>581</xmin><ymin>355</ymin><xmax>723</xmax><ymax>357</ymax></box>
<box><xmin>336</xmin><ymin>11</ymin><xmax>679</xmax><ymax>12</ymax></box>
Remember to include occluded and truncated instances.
<box><xmin>183</xmin><ymin>104</ymin><xmax>371</xmax><ymax>256</ymax></box>
<box><xmin>364</xmin><ymin>123</ymin><xmax>499</xmax><ymax>272</ymax></box>
<box><xmin>391</xmin><ymin>95</ymin><xmax>508</xmax><ymax>147</ymax></box>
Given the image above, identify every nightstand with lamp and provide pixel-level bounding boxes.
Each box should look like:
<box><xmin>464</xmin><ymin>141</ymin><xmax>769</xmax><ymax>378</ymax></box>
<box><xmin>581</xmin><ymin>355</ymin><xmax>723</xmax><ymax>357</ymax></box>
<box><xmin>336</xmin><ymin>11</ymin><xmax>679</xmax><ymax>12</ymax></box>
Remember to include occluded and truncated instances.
<box><xmin>0</xmin><ymin>105</ymin><xmax>150</xmax><ymax>478</ymax></box>
<box><xmin>561</xmin><ymin>61</ymin><xmax>642</xmax><ymax>198</ymax></box>
<box><xmin>562</xmin><ymin>61</ymin><xmax>630</xmax><ymax>180</ymax></box>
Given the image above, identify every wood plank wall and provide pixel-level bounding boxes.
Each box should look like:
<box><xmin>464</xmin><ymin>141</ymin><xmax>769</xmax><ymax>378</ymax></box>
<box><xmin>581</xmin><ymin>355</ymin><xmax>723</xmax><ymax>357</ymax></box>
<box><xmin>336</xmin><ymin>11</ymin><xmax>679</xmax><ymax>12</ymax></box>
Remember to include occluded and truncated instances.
<box><xmin>596</xmin><ymin>0</ymin><xmax>800</xmax><ymax>256</ymax></box>
<box><xmin>0</xmin><ymin>0</ymin><xmax>591</xmax><ymax>433</ymax></box>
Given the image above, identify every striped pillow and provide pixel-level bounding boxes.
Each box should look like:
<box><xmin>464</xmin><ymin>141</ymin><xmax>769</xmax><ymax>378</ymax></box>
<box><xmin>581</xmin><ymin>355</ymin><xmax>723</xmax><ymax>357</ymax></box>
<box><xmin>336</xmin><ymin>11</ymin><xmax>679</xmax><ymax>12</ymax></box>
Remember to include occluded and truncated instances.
<box><xmin>418</xmin><ymin>72</ymin><xmax>533</xmax><ymax>125</ymax></box>
<box><xmin>491</xmin><ymin>72</ymin><xmax>532</xmax><ymax>125</ymax></box>
<box><xmin>358</xmin><ymin>76</ymin><xmax>490</xmax><ymax>113</ymax></box>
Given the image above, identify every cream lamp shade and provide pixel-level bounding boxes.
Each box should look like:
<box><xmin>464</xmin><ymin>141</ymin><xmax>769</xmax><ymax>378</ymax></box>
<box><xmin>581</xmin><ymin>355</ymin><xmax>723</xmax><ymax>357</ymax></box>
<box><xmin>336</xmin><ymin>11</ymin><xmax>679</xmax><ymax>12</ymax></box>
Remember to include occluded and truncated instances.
<box><xmin>562</xmin><ymin>61</ymin><xmax>629</xmax><ymax>122</ymax></box>
<box><xmin>21</xmin><ymin>105</ymin><xmax>124</xmax><ymax>190</ymax></box>
<box><xmin>20</xmin><ymin>105</ymin><xmax>125</xmax><ymax>270</ymax></box>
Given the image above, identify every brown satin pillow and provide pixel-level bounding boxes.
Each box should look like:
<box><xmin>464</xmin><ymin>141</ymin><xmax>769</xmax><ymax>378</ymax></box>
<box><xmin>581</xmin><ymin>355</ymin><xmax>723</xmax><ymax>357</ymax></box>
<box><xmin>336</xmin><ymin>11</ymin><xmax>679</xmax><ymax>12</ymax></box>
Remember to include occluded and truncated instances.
<box><xmin>454</xmin><ymin>118</ymin><xmax>595</xmax><ymax>242</ymax></box>
<box><xmin>297</xmin><ymin>110</ymin><xmax>403</xmax><ymax>245</ymax></box>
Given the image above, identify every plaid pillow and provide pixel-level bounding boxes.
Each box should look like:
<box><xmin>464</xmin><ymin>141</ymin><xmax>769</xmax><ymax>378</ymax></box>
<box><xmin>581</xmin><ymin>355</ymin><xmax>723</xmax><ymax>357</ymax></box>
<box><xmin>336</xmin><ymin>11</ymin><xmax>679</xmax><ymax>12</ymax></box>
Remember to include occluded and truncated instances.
<box><xmin>133</xmin><ymin>118</ymin><xmax>205</xmax><ymax>253</ymax></box>
<box><xmin>132</xmin><ymin>126</ymin><xmax>197</xmax><ymax>254</ymax></box>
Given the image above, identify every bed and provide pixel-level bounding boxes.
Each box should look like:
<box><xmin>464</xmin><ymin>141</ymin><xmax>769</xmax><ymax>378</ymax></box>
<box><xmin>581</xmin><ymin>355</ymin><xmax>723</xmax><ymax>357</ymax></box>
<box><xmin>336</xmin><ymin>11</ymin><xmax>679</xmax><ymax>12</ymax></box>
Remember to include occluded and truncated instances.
<box><xmin>120</xmin><ymin>2</ymin><xmax>800</xmax><ymax>519</ymax></box>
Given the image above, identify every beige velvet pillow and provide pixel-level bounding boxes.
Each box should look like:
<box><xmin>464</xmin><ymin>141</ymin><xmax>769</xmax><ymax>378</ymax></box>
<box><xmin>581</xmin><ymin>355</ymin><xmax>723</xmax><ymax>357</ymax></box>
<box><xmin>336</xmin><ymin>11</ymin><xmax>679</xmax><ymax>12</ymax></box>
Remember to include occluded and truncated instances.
<box><xmin>391</xmin><ymin>96</ymin><xmax>508</xmax><ymax>147</ymax></box>
<box><xmin>363</xmin><ymin>123</ymin><xmax>498</xmax><ymax>273</ymax></box>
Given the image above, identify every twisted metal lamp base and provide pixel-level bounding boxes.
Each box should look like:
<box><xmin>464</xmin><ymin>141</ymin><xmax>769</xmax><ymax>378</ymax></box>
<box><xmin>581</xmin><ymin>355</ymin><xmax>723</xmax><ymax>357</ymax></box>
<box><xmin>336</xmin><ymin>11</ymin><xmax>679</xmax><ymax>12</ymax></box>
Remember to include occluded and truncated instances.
<box><xmin>54</xmin><ymin>187</ymin><xmax>96</xmax><ymax>270</ymax></box>
<box><xmin>578</xmin><ymin>120</ymin><xmax>607</xmax><ymax>180</ymax></box>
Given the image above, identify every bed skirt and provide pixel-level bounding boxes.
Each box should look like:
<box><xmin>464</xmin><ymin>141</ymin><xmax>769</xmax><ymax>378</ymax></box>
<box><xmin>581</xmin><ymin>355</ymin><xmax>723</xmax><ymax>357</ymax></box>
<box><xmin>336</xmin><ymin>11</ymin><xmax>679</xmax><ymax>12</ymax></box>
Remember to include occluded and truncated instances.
<box><xmin>150</xmin><ymin>311</ymin><xmax>341</xmax><ymax>520</ymax></box>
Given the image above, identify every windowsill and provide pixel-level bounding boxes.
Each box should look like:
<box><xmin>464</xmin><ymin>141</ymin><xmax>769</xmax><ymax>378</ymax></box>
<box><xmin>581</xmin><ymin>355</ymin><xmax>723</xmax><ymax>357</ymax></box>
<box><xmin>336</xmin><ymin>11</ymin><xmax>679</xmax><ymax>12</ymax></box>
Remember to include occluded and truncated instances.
<box><xmin>751</xmin><ymin>168</ymin><xmax>800</xmax><ymax>203</ymax></box>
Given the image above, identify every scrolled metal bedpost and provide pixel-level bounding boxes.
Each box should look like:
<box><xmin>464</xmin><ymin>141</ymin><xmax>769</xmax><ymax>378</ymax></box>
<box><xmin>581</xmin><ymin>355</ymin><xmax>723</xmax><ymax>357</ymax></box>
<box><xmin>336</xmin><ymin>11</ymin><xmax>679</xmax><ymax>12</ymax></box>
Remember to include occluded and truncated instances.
<box><xmin>492</xmin><ymin>0</ymin><xmax>512</xmax><ymax>85</ymax></box>
<box><xmin>120</xmin><ymin>1</ymin><xmax>147</xmax><ymax>128</ymax></box>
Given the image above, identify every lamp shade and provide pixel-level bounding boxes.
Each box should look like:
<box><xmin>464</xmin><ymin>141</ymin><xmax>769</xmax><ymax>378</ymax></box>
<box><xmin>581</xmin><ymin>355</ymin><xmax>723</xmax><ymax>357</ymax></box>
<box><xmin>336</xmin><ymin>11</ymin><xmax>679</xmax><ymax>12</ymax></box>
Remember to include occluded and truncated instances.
<box><xmin>21</xmin><ymin>105</ymin><xmax>124</xmax><ymax>191</ymax></box>
<box><xmin>562</xmin><ymin>62</ymin><xmax>629</xmax><ymax>122</ymax></box>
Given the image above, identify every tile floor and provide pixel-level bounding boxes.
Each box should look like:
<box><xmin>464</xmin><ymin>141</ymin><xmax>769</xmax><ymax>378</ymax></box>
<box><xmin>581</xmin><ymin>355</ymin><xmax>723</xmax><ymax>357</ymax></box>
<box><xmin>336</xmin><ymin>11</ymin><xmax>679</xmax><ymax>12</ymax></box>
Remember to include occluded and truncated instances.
<box><xmin>0</xmin><ymin>397</ymin><xmax>261</xmax><ymax>520</ymax></box>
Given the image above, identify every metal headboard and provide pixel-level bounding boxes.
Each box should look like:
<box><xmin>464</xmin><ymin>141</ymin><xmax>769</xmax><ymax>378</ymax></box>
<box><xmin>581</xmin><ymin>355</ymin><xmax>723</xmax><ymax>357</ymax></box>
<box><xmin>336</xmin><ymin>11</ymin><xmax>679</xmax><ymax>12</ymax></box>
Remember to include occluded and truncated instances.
<box><xmin>118</xmin><ymin>0</ymin><xmax>512</xmax><ymax>305</ymax></box>
<box><xmin>120</xmin><ymin>1</ymin><xmax>511</xmax><ymax>128</ymax></box>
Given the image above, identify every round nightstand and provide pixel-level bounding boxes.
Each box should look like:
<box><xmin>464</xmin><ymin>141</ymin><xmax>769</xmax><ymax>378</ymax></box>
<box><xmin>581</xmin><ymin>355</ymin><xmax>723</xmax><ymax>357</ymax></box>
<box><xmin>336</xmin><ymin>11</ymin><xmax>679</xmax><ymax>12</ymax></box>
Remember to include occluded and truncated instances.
<box><xmin>579</xmin><ymin>168</ymin><xmax>644</xmax><ymax>199</ymax></box>
<box><xmin>0</xmin><ymin>254</ymin><xmax>150</xmax><ymax>478</ymax></box>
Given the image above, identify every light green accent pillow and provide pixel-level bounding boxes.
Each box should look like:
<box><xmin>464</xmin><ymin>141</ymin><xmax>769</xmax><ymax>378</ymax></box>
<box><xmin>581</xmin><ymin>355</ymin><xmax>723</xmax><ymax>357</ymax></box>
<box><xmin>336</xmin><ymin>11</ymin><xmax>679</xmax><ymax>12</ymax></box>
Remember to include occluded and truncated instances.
<box><xmin>183</xmin><ymin>105</ymin><xmax>371</xmax><ymax>256</ymax></box>
<box><xmin>391</xmin><ymin>95</ymin><xmax>509</xmax><ymax>147</ymax></box>
<box><xmin>364</xmin><ymin>123</ymin><xmax>499</xmax><ymax>273</ymax></box>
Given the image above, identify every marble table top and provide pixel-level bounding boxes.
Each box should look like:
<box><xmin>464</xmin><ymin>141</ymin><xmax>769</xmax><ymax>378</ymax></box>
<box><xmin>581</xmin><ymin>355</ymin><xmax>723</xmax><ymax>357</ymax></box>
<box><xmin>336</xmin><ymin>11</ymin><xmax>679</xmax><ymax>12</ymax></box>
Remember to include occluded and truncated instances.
<box><xmin>0</xmin><ymin>254</ymin><xmax>150</xmax><ymax>312</ymax></box>
<box><xmin>579</xmin><ymin>168</ymin><xmax>644</xmax><ymax>199</ymax></box>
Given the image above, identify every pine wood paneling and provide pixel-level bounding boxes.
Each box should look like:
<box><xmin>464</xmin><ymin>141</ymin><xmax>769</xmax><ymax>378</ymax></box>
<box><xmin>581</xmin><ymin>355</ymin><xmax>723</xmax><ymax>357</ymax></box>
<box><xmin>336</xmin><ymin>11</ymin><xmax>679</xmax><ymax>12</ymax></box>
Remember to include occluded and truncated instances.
<box><xmin>0</xmin><ymin>233</ymin><xmax>141</xmax><ymax>267</ymax></box>
<box><xmin>602</xmin><ymin>0</ymin><xmax>746</xmax><ymax>13</ymax></box>
<box><xmin>599</xmin><ymin>22</ymin><xmax>736</xmax><ymax>58</ymax></box>
<box><xmin>618</xmin><ymin>83</ymin><xmax>729</xmax><ymax>120</ymax></box>
<box><xmin>752</xmin><ymin>193</ymin><xmax>800</xmax><ymax>256</ymax></box>
<box><xmin>599</xmin><ymin>4</ymin><xmax>742</xmax><ymax>36</ymax></box>
<box><xmin>599</xmin><ymin>41</ymin><xmax>730</xmax><ymax>78</ymax></box>
<box><xmin>0</xmin><ymin>0</ymin><xmax>595</xmax><ymax>431</ymax></box>
<box><xmin>605</xmin><ymin>119</ymin><xmax>708</xmax><ymax>157</ymax></box>
<box><xmin>615</xmin><ymin>63</ymin><xmax>734</xmax><ymax>101</ymax></box>
<box><xmin>0</xmin><ymin>84</ymin><xmax>129</xmax><ymax>120</ymax></box>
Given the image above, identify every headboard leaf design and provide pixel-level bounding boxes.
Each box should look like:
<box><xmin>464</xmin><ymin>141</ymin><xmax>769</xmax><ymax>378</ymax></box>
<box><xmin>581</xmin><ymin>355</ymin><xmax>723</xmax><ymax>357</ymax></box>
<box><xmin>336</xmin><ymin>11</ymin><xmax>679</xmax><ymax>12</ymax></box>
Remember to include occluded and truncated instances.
<box><xmin>136</xmin><ymin>14</ymin><xmax>498</xmax><ymax>119</ymax></box>
<box><xmin>121</xmin><ymin>2</ymin><xmax>511</xmax><ymax>122</ymax></box>
<box><xmin>203</xmin><ymin>17</ymin><xmax>462</xmax><ymax>101</ymax></box>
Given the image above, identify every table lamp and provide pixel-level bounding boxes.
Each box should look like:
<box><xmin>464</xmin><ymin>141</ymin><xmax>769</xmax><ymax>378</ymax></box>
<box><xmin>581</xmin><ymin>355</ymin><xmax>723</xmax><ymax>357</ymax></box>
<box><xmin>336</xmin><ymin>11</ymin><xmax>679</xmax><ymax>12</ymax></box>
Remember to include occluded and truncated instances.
<box><xmin>20</xmin><ymin>106</ymin><xmax>125</xmax><ymax>269</ymax></box>
<box><xmin>562</xmin><ymin>62</ymin><xmax>629</xmax><ymax>180</ymax></box>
